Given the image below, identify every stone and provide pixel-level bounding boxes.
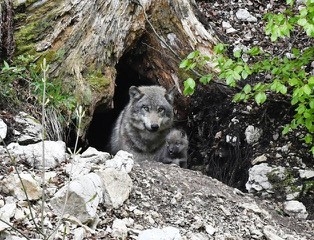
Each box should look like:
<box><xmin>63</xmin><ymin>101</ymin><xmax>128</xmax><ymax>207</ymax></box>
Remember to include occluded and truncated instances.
<box><xmin>236</xmin><ymin>9</ymin><xmax>257</xmax><ymax>22</ymax></box>
<box><xmin>50</xmin><ymin>173</ymin><xmax>103</xmax><ymax>224</ymax></box>
<box><xmin>252</xmin><ymin>154</ymin><xmax>267</xmax><ymax>165</ymax></box>
<box><xmin>7</xmin><ymin>141</ymin><xmax>66</xmax><ymax>169</ymax></box>
<box><xmin>245</xmin><ymin>125</ymin><xmax>262</xmax><ymax>144</ymax></box>
<box><xmin>80</xmin><ymin>147</ymin><xmax>111</xmax><ymax>164</ymax></box>
<box><xmin>0</xmin><ymin>202</ymin><xmax>16</xmax><ymax>231</ymax></box>
<box><xmin>0</xmin><ymin>118</ymin><xmax>7</xmax><ymax>141</ymax></box>
<box><xmin>246</xmin><ymin>163</ymin><xmax>273</xmax><ymax>193</ymax></box>
<box><xmin>263</xmin><ymin>225</ymin><xmax>284</xmax><ymax>240</ymax></box>
<box><xmin>112</xmin><ymin>218</ymin><xmax>128</xmax><ymax>240</ymax></box>
<box><xmin>97</xmin><ymin>168</ymin><xmax>133</xmax><ymax>209</ymax></box>
<box><xmin>299</xmin><ymin>169</ymin><xmax>314</xmax><ymax>179</ymax></box>
<box><xmin>2</xmin><ymin>173</ymin><xmax>42</xmax><ymax>201</ymax></box>
<box><xmin>283</xmin><ymin>200</ymin><xmax>308</xmax><ymax>219</ymax></box>
<box><xmin>138</xmin><ymin>226</ymin><xmax>182</xmax><ymax>240</ymax></box>
<box><xmin>14</xmin><ymin>112</ymin><xmax>43</xmax><ymax>144</ymax></box>
<box><xmin>105</xmin><ymin>150</ymin><xmax>134</xmax><ymax>173</ymax></box>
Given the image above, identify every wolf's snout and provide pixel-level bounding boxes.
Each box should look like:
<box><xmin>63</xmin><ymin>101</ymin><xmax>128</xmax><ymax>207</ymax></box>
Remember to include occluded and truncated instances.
<box><xmin>150</xmin><ymin>124</ymin><xmax>159</xmax><ymax>132</ymax></box>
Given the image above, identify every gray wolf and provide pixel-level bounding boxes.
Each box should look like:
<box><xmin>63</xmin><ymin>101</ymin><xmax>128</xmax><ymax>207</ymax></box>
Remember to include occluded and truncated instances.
<box><xmin>156</xmin><ymin>128</ymin><xmax>188</xmax><ymax>168</ymax></box>
<box><xmin>110</xmin><ymin>85</ymin><xmax>175</xmax><ymax>161</ymax></box>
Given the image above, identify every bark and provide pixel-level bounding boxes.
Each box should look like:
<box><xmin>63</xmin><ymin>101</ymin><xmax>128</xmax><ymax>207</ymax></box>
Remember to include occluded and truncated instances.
<box><xmin>12</xmin><ymin>0</ymin><xmax>219</xmax><ymax>135</ymax></box>
<box><xmin>0</xmin><ymin>0</ymin><xmax>14</xmax><ymax>61</ymax></box>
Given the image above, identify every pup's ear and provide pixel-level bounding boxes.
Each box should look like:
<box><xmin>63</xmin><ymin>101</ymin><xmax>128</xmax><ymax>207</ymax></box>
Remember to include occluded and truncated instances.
<box><xmin>129</xmin><ymin>86</ymin><xmax>143</xmax><ymax>100</ymax></box>
<box><xmin>165</xmin><ymin>86</ymin><xmax>176</xmax><ymax>104</ymax></box>
<box><xmin>180</xmin><ymin>129</ymin><xmax>187</xmax><ymax>138</ymax></box>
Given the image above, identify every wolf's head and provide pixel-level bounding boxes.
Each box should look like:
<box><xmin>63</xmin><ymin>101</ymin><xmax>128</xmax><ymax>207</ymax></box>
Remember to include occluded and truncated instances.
<box><xmin>128</xmin><ymin>85</ymin><xmax>175</xmax><ymax>132</ymax></box>
<box><xmin>166</xmin><ymin>129</ymin><xmax>188</xmax><ymax>157</ymax></box>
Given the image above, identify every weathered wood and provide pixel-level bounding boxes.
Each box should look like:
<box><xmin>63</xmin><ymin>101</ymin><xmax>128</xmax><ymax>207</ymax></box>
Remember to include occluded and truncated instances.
<box><xmin>0</xmin><ymin>0</ymin><xmax>14</xmax><ymax>61</ymax></box>
<box><xmin>13</xmin><ymin>0</ymin><xmax>219</xmax><ymax>135</ymax></box>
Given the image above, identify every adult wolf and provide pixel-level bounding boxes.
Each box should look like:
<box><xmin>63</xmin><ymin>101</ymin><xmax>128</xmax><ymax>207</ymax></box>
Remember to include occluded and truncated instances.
<box><xmin>110</xmin><ymin>85</ymin><xmax>175</xmax><ymax>161</ymax></box>
<box><xmin>156</xmin><ymin>128</ymin><xmax>188</xmax><ymax>168</ymax></box>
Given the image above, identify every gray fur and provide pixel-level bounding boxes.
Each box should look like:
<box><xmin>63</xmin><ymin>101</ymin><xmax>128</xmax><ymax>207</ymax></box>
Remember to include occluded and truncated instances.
<box><xmin>156</xmin><ymin>128</ymin><xmax>189</xmax><ymax>168</ymax></box>
<box><xmin>110</xmin><ymin>85</ymin><xmax>175</xmax><ymax>161</ymax></box>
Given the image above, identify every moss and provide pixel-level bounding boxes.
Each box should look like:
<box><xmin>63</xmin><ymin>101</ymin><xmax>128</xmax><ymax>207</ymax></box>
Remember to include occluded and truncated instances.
<box><xmin>85</xmin><ymin>69</ymin><xmax>111</xmax><ymax>91</ymax></box>
<box><xmin>14</xmin><ymin>0</ymin><xmax>63</xmax><ymax>56</ymax></box>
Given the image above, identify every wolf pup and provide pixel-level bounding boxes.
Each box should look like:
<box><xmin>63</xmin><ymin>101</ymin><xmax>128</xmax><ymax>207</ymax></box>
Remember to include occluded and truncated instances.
<box><xmin>156</xmin><ymin>128</ymin><xmax>189</xmax><ymax>168</ymax></box>
<box><xmin>110</xmin><ymin>85</ymin><xmax>175</xmax><ymax>161</ymax></box>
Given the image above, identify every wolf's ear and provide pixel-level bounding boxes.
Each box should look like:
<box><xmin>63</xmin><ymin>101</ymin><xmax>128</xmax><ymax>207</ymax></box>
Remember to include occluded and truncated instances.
<box><xmin>165</xmin><ymin>86</ymin><xmax>176</xmax><ymax>104</ymax></box>
<box><xmin>129</xmin><ymin>86</ymin><xmax>143</xmax><ymax>100</ymax></box>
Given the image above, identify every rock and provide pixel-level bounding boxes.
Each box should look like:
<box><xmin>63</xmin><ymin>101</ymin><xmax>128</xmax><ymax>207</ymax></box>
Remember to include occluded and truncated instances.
<box><xmin>299</xmin><ymin>169</ymin><xmax>314</xmax><ymax>179</ymax></box>
<box><xmin>283</xmin><ymin>200</ymin><xmax>308</xmax><ymax>219</ymax></box>
<box><xmin>65</xmin><ymin>155</ymin><xmax>93</xmax><ymax>178</ymax></box>
<box><xmin>0</xmin><ymin>118</ymin><xmax>7</xmax><ymax>141</ymax></box>
<box><xmin>80</xmin><ymin>147</ymin><xmax>111</xmax><ymax>164</ymax></box>
<box><xmin>97</xmin><ymin>168</ymin><xmax>132</xmax><ymax>209</ymax></box>
<box><xmin>112</xmin><ymin>218</ymin><xmax>128</xmax><ymax>240</ymax></box>
<box><xmin>105</xmin><ymin>150</ymin><xmax>134</xmax><ymax>173</ymax></box>
<box><xmin>50</xmin><ymin>173</ymin><xmax>103</xmax><ymax>224</ymax></box>
<box><xmin>1</xmin><ymin>173</ymin><xmax>42</xmax><ymax>201</ymax></box>
<box><xmin>0</xmin><ymin>202</ymin><xmax>16</xmax><ymax>231</ymax></box>
<box><xmin>7</xmin><ymin>141</ymin><xmax>66</xmax><ymax>169</ymax></box>
<box><xmin>263</xmin><ymin>225</ymin><xmax>284</xmax><ymax>240</ymax></box>
<box><xmin>251</xmin><ymin>154</ymin><xmax>267</xmax><ymax>165</ymax></box>
<box><xmin>14</xmin><ymin>112</ymin><xmax>43</xmax><ymax>144</ymax></box>
<box><xmin>73</xmin><ymin>227</ymin><xmax>86</xmax><ymax>240</ymax></box>
<box><xmin>236</xmin><ymin>8</ymin><xmax>257</xmax><ymax>22</ymax></box>
<box><xmin>246</xmin><ymin>163</ymin><xmax>286</xmax><ymax>194</ymax></box>
<box><xmin>222</xmin><ymin>21</ymin><xmax>237</xmax><ymax>33</ymax></box>
<box><xmin>245</xmin><ymin>125</ymin><xmax>262</xmax><ymax>144</ymax></box>
<box><xmin>138</xmin><ymin>226</ymin><xmax>181</xmax><ymax>240</ymax></box>
<box><xmin>246</xmin><ymin>163</ymin><xmax>273</xmax><ymax>193</ymax></box>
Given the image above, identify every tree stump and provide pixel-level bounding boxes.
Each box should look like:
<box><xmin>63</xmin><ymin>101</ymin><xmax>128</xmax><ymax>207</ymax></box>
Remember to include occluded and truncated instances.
<box><xmin>10</xmin><ymin>0</ymin><xmax>219</xmax><ymax>145</ymax></box>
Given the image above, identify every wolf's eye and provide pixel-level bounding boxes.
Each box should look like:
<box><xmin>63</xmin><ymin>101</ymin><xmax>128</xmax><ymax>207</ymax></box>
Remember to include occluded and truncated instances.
<box><xmin>142</xmin><ymin>105</ymin><xmax>149</xmax><ymax>111</ymax></box>
<box><xmin>157</xmin><ymin>107</ymin><xmax>165</xmax><ymax>113</ymax></box>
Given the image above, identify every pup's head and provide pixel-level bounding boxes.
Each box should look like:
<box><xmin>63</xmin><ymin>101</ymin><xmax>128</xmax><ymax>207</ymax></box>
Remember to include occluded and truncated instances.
<box><xmin>129</xmin><ymin>85</ymin><xmax>175</xmax><ymax>132</ymax></box>
<box><xmin>166</xmin><ymin>129</ymin><xmax>188</xmax><ymax>156</ymax></box>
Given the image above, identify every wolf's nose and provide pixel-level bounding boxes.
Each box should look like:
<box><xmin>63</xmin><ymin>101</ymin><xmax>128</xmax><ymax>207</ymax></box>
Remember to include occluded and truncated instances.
<box><xmin>150</xmin><ymin>124</ymin><xmax>159</xmax><ymax>131</ymax></box>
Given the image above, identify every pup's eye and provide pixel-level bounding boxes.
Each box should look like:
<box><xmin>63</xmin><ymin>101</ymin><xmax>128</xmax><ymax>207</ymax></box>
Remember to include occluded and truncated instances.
<box><xmin>142</xmin><ymin>105</ymin><xmax>149</xmax><ymax>111</ymax></box>
<box><xmin>157</xmin><ymin>107</ymin><xmax>165</xmax><ymax>113</ymax></box>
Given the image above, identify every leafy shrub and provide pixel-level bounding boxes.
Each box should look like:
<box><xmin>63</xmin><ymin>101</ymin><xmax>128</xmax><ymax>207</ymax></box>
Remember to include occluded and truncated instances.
<box><xmin>180</xmin><ymin>0</ymin><xmax>314</xmax><ymax>154</ymax></box>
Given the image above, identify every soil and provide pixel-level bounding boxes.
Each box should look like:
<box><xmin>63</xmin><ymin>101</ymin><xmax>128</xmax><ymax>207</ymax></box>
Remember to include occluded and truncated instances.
<box><xmin>185</xmin><ymin>0</ymin><xmax>314</xmax><ymax>219</ymax></box>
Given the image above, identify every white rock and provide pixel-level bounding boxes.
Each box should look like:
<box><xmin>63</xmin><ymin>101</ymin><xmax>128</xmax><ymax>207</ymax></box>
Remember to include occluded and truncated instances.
<box><xmin>222</xmin><ymin>21</ymin><xmax>237</xmax><ymax>33</ymax></box>
<box><xmin>9</xmin><ymin>173</ymin><xmax>42</xmax><ymax>201</ymax></box>
<box><xmin>65</xmin><ymin>155</ymin><xmax>92</xmax><ymax>178</ymax></box>
<box><xmin>246</xmin><ymin>163</ymin><xmax>273</xmax><ymax>193</ymax></box>
<box><xmin>80</xmin><ymin>147</ymin><xmax>111</xmax><ymax>164</ymax></box>
<box><xmin>97</xmin><ymin>168</ymin><xmax>132</xmax><ymax>208</ymax></box>
<box><xmin>106</xmin><ymin>150</ymin><xmax>134</xmax><ymax>173</ymax></box>
<box><xmin>7</xmin><ymin>141</ymin><xmax>66</xmax><ymax>169</ymax></box>
<box><xmin>138</xmin><ymin>226</ymin><xmax>182</xmax><ymax>240</ymax></box>
<box><xmin>0</xmin><ymin>118</ymin><xmax>7</xmax><ymax>141</ymax></box>
<box><xmin>299</xmin><ymin>169</ymin><xmax>314</xmax><ymax>179</ymax></box>
<box><xmin>252</xmin><ymin>154</ymin><xmax>267</xmax><ymax>165</ymax></box>
<box><xmin>263</xmin><ymin>225</ymin><xmax>284</xmax><ymax>240</ymax></box>
<box><xmin>283</xmin><ymin>200</ymin><xmax>308</xmax><ymax>219</ymax></box>
<box><xmin>14</xmin><ymin>112</ymin><xmax>43</xmax><ymax>144</ymax></box>
<box><xmin>236</xmin><ymin>9</ymin><xmax>257</xmax><ymax>22</ymax></box>
<box><xmin>245</xmin><ymin>125</ymin><xmax>262</xmax><ymax>144</ymax></box>
<box><xmin>0</xmin><ymin>203</ymin><xmax>16</xmax><ymax>231</ymax></box>
<box><xmin>112</xmin><ymin>218</ymin><xmax>128</xmax><ymax>240</ymax></box>
<box><xmin>73</xmin><ymin>227</ymin><xmax>86</xmax><ymax>240</ymax></box>
<box><xmin>205</xmin><ymin>224</ymin><xmax>216</xmax><ymax>235</ymax></box>
<box><xmin>50</xmin><ymin>173</ymin><xmax>103</xmax><ymax>224</ymax></box>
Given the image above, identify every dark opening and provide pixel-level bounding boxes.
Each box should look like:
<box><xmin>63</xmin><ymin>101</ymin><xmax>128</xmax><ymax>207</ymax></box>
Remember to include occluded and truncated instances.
<box><xmin>86</xmin><ymin>48</ymin><xmax>154</xmax><ymax>152</ymax></box>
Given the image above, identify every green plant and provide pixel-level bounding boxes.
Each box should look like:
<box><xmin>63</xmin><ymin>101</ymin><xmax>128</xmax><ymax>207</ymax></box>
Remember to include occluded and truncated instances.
<box><xmin>180</xmin><ymin>0</ymin><xmax>314</xmax><ymax>154</ymax></box>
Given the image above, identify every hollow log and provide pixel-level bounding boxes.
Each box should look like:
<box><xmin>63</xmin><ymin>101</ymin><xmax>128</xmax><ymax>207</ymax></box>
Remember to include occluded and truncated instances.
<box><xmin>12</xmin><ymin>0</ymin><xmax>219</xmax><ymax>138</ymax></box>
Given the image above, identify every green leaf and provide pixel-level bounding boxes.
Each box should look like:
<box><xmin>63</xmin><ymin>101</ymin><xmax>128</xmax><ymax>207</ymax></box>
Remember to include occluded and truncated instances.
<box><xmin>199</xmin><ymin>74</ymin><xmax>212</xmax><ymax>85</ymax></box>
<box><xmin>183</xmin><ymin>78</ymin><xmax>196</xmax><ymax>96</ymax></box>
<box><xmin>187</xmin><ymin>51</ymin><xmax>199</xmax><ymax>59</ymax></box>
<box><xmin>243</xmin><ymin>84</ymin><xmax>252</xmax><ymax>94</ymax></box>
<box><xmin>303</xmin><ymin>84</ymin><xmax>312</xmax><ymax>95</ymax></box>
<box><xmin>255</xmin><ymin>92</ymin><xmax>267</xmax><ymax>105</ymax></box>
<box><xmin>179</xmin><ymin>59</ymin><xmax>190</xmax><ymax>69</ymax></box>
<box><xmin>304</xmin><ymin>133</ymin><xmax>313</xmax><ymax>144</ymax></box>
<box><xmin>298</xmin><ymin>18</ymin><xmax>307</xmax><ymax>26</ymax></box>
<box><xmin>233</xmin><ymin>50</ymin><xmax>242</xmax><ymax>58</ymax></box>
<box><xmin>282</xmin><ymin>125</ymin><xmax>291</xmax><ymax>134</ymax></box>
